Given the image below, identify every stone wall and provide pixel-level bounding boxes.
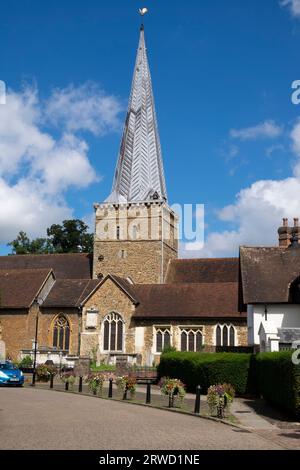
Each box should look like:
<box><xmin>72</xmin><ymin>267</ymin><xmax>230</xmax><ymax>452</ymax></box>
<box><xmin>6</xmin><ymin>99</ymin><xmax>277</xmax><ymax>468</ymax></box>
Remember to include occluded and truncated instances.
<box><xmin>39</xmin><ymin>307</ymin><xmax>80</xmax><ymax>356</ymax></box>
<box><xmin>93</xmin><ymin>202</ymin><xmax>178</xmax><ymax>284</ymax></box>
<box><xmin>131</xmin><ymin>319</ymin><xmax>248</xmax><ymax>366</ymax></box>
<box><xmin>80</xmin><ymin>277</ymin><xmax>136</xmax><ymax>361</ymax></box>
<box><xmin>0</xmin><ymin>306</ymin><xmax>80</xmax><ymax>361</ymax></box>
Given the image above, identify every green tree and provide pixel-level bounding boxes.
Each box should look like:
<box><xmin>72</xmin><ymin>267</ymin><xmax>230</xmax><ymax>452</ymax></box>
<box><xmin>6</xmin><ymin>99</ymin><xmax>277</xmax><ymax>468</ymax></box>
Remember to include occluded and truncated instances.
<box><xmin>47</xmin><ymin>219</ymin><xmax>93</xmax><ymax>253</ymax></box>
<box><xmin>8</xmin><ymin>220</ymin><xmax>93</xmax><ymax>255</ymax></box>
<box><xmin>8</xmin><ymin>231</ymin><xmax>50</xmax><ymax>255</ymax></box>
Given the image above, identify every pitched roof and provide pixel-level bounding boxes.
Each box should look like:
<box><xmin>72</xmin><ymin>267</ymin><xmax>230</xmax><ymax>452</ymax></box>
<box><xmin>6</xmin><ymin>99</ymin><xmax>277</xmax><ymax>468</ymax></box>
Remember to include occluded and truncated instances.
<box><xmin>0</xmin><ymin>269</ymin><xmax>52</xmax><ymax>309</ymax></box>
<box><xmin>133</xmin><ymin>282</ymin><xmax>246</xmax><ymax>319</ymax></box>
<box><xmin>0</xmin><ymin>253</ymin><xmax>92</xmax><ymax>280</ymax></box>
<box><xmin>240</xmin><ymin>246</ymin><xmax>300</xmax><ymax>304</ymax></box>
<box><xmin>79</xmin><ymin>274</ymin><xmax>138</xmax><ymax>306</ymax></box>
<box><xmin>165</xmin><ymin>258</ymin><xmax>240</xmax><ymax>284</ymax></box>
<box><xmin>43</xmin><ymin>279</ymin><xmax>99</xmax><ymax>308</ymax></box>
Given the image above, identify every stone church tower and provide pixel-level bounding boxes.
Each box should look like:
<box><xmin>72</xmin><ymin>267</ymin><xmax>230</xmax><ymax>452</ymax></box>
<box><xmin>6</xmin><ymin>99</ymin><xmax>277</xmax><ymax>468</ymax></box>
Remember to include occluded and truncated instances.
<box><xmin>93</xmin><ymin>25</ymin><xmax>178</xmax><ymax>284</ymax></box>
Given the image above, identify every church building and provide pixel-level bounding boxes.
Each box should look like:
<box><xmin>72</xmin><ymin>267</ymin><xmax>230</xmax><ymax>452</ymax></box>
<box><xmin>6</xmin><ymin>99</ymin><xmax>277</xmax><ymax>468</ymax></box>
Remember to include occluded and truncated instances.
<box><xmin>0</xmin><ymin>25</ymin><xmax>249</xmax><ymax>366</ymax></box>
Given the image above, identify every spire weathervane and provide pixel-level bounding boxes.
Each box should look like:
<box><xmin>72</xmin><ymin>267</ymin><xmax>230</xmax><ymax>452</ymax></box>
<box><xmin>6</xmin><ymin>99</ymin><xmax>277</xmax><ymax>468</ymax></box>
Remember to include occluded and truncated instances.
<box><xmin>139</xmin><ymin>7</ymin><xmax>148</xmax><ymax>29</ymax></box>
<box><xmin>139</xmin><ymin>7</ymin><xmax>148</xmax><ymax>16</ymax></box>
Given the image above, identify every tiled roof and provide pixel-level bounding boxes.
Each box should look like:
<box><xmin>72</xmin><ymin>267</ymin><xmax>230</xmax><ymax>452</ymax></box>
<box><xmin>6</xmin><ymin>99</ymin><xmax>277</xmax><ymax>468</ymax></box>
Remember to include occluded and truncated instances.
<box><xmin>133</xmin><ymin>282</ymin><xmax>246</xmax><ymax>319</ymax></box>
<box><xmin>43</xmin><ymin>279</ymin><xmax>99</xmax><ymax>308</ymax></box>
<box><xmin>240</xmin><ymin>246</ymin><xmax>300</xmax><ymax>304</ymax></box>
<box><xmin>165</xmin><ymin>258</ymin><xmax>239</xmax><ymax>284</ymax></box>
<box><xmin>0</xmin><ymin>253</ymin><xmax>92</xmax><ymax>279</ymax></box>
<box><xmin>0</xmin><ymin>269</ymin><xmax>52</xmax><ymax>309</ymax></box>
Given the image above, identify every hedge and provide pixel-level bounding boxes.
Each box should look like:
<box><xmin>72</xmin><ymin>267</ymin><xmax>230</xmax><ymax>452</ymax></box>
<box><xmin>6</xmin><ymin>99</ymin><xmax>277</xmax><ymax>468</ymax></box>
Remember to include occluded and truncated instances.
<box><xmin>157</xmin><ymin>352</ymin><xmax>252</xmax><ymax>395</ymax></box>
<box><xmin>158</xmin><ymin>351</ymin><xmax>300</xmax><ymax>417</ymax></box>
<box><xmin>253</xmin><ymin>351</ymin><xmax>300</xmax><ymax>418</ymax></box>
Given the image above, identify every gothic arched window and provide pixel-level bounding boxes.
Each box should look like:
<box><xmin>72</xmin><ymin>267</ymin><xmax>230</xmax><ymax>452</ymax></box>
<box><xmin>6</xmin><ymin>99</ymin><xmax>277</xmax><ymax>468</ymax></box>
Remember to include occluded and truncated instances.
<box><xmin>103</xmin><ymin>313</ymin><xmax>124</xmax><ymax>352</ymax></box>
<box><xmin>180</xmin><ymin>328</ymin><xmax>203</xmax><ymax>352</ymax></box>
<box><xmin>222</xmin><ymin>325</ymin><xmax>229</xmax><ymax>347</ymax></box>
<box><xmin>215</xmin><ymin>324</ymin><xmax>236</xmax><ymax>347</ymax></box>
<box><xmin>216</xmin><ymin>325</ymin><xmax>222</xmax><ymax>347</ymax></box>
<box><xmin>155</xmin><ymin>327</ymin><xmax>171</xmax><ymax>353</ymax></box>
<box><xmin>53</xmin><ymin>315</ymin><xmax>70</xmax><ymax>351</ymax></box>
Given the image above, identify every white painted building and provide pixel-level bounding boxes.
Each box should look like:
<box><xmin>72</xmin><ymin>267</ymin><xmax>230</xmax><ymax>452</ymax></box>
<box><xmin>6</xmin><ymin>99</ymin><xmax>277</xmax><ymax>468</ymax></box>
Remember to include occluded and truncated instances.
<box><xmin>240</xmin><ymin>226</ymin><xmax>300</xmax><ymax>352</ymax></box>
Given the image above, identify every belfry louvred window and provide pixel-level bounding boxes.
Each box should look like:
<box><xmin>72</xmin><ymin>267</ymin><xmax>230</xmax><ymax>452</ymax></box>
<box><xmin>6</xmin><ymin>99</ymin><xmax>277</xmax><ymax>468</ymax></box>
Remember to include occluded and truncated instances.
<box><xmin>53</xmin><ymin>315</ymin><xmax>70</xmax><ymax>351</ymax></box>
<box><xmin>103</xmin><ymin>313</ymin><xmax>124</xmax><ymax>352</ymax></box>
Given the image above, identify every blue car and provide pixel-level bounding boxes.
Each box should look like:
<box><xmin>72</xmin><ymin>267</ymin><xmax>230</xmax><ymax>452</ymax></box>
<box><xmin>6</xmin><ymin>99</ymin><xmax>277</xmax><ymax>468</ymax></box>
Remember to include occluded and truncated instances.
<box><xmin>0</xmin><ymin>361</ymin><xmax>24</xmax><ymax>386</ymax></box>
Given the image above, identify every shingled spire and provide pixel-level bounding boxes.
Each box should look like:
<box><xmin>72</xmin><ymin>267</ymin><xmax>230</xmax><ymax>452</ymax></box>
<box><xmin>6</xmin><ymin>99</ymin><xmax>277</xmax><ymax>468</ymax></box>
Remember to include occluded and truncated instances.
<box><xmin>107</xmin><ymin>26</ymin><xmax>168</xmax><ymax>203</ymax></box>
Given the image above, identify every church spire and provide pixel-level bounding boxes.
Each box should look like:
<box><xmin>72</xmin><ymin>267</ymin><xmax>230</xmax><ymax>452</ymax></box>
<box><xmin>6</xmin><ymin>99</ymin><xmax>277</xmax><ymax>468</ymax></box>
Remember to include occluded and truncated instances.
<box><xmin>107</xmin><ymin>25</ymin><xmax>168</xmax><ymax>203</ymax></box>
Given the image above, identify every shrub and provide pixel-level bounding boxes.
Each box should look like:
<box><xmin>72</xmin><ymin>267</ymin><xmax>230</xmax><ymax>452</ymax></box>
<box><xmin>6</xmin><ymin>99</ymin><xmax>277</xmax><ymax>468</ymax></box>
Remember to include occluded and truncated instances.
<box><xmin>90</xmin><ymin>364</ymin><xmax>116</xmax><ymax>373</ymax></box>
<box><xmin>157</xmin><ymin>352</ymin><xmax>252</xmax><ymax>395</ymax></box>
<box><xmin>19</xmin><ymin>355</ymin><xmax>33</xmax><ymax>368</ymax></box>
<box><xmin>253</xmin><ymin>351</ymin><xmax>300</xmax><ymax>418</ymax></box>
<box><xmin>162</xmin><ymin>345</ymin><xmax>177</xmax><ymax>354</ymax></box>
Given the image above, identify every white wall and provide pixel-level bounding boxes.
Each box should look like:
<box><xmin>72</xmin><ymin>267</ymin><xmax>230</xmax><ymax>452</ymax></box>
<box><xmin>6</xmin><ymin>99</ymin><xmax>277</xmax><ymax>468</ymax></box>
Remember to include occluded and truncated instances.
<box><xmin>135</xmin><ymin>327</ymin><xmax>144</xmax><ymax>353</ymax></box>
<box><xmin>249</xmin><ymin>304</ymin><xmax>300</xmax><ymax>345</ymax></box>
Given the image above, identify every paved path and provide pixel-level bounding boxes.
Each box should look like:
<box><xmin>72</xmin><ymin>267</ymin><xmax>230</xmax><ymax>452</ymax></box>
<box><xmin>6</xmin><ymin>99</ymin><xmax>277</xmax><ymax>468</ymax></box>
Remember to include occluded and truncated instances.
<box><xmin>0</xmin><ymin>388</ymin><xmax>283</xmax><ymax>450</ymax></box>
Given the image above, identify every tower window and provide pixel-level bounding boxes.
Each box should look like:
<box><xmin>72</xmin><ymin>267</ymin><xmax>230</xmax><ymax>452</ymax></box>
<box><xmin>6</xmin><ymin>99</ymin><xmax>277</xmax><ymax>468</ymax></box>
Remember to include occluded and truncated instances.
<box><xmin>118</xmin><ymin>249</ymin><xmax>127</xmax><ymax>259</ymax></box>
<box><xmin>116</xmin><ymin>225</ymin><xmax>120</xmax><ymax>240</ymax></box>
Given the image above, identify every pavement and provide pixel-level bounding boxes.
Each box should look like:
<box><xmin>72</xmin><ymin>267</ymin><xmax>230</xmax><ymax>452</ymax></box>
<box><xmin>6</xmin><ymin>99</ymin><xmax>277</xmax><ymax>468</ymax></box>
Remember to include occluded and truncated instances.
<box><xmin>0</xmin><ymin>388</ymin><xmax>285</xmax><ymax>450</ymax></box>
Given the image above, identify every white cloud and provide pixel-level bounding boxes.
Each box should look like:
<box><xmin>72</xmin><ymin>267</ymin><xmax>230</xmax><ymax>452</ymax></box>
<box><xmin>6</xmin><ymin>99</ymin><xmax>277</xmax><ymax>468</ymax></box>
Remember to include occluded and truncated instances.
<box><xmin>45</xmin><ymin>82</ymin><xmax>122</xmax><ymax>135</ymax></box>
<box><xmin>183</xmin><ymin>119</ymin><xmax>300</xmax><ymax>258</ymax></box>
<box><xmin>230</xmin><ymin>120</ymin><xmax>283</xmax><ymax>141</ymax></box>
<box><xmin>281</xmin><ymin>0</ymin><xmax>300</xmax><ymax>18</ymax></box>
<box><xmin>0</xmin><ymin>84</ymin><xmax>121</xmax><ymax>243</ymax></box>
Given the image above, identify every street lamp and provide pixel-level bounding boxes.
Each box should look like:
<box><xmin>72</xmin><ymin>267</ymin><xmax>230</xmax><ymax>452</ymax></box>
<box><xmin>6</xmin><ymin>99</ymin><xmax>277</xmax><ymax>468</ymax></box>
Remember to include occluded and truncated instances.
<box><xmin>31</xmin><ymin>297</ymin><xmax>41</xmax><ymax>386</ymax></box>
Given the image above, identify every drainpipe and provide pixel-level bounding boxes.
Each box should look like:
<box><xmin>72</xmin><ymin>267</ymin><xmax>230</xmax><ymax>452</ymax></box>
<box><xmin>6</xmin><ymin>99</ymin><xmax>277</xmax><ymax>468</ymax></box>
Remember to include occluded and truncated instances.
<box><xmin>161</xmin><ymin>204</ymin><xmax>164</xmax><ymax>284</ymax></box>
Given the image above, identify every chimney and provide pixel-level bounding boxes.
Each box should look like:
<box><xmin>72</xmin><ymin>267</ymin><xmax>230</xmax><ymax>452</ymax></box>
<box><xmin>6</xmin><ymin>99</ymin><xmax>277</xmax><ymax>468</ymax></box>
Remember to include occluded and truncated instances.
<box><xmin>278</xmin><ymin>218</ymin><xmax>292</xmax><ymax>247</ymax></box>
<box><xmin>292</xmin><ymin>218</ymin><xmax>300</xmax><ymax>246</ymax></box>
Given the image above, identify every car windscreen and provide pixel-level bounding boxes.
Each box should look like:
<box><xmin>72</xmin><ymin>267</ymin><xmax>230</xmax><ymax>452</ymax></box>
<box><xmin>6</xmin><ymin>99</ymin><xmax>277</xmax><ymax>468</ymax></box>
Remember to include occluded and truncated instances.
<box><xmin>0</xmin><ymin>363</ymin><xmax>17</xmax><ymax>370</ymax></box>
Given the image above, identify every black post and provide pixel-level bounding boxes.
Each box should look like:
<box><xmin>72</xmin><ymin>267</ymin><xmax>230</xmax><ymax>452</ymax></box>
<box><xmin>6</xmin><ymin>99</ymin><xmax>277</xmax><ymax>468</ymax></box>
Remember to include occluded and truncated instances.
<box><xmin>169</xmin><ymin>394</ymin><xmax>174</xmax><ymax>408</ymax></box>
<box><xmin>50</xmin><ymin>374</ymin><xmax>54</xmax><ymax>389</ymax></box>
<box><xmin>65</xmin><ymin>381</ymin><xmax>69</xmax><ymax>391</ymax></box>
<box><xmin>78</xmin><ymin>376</ymin><xmax>83</xmax><ymax>393</ymax></box>
<box><xmin>31</xmin><ymin>302</ymin><xmax>40</xmax><ymax>387</ymax></box>
<box><xmin>123</xmin><ymin>385</ymin><xmax>128</xmax><ymax>400</ymax></box>
<box><xmin>146</xmin><ymin>382</ymin><xmax>151</xmax><ymax>404</ymax></box>
<box><xmin>108</xmin><ymin>378</ymin><xmax>113</xmax><ymax>398</ymax></box>
<box><xmin>194</xmin><ymin>385</ymin><xmax>201</xmax><ymax>414</ymax></box>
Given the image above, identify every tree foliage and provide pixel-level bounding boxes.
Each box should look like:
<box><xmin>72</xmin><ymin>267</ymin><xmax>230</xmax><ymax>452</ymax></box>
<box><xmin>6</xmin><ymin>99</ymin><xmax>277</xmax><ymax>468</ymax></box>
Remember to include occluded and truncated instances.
<box><xmin>8</xmin><ymin>220</ymin><xmax>93</xmax><ymax>255</ymax></box>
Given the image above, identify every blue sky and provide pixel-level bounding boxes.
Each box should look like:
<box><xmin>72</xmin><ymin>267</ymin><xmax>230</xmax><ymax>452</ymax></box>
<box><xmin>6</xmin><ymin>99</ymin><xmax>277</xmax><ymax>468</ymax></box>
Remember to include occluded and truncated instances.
<box><xmin>1</xmin><ymin>0</ymin><xmax>300</xmax><ymax>256</ymax></box>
